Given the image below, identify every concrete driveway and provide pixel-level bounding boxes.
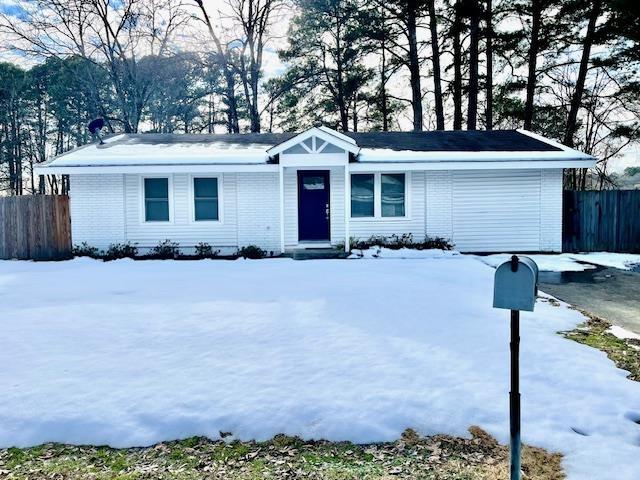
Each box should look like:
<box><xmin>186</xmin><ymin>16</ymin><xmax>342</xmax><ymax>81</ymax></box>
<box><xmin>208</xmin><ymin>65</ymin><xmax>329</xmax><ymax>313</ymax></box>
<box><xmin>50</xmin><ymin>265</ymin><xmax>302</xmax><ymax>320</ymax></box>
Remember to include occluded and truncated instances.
<box><xmin>539</xmin><ymin>266</ymin><xmax>640</xmax><ymax>335</ymax></box>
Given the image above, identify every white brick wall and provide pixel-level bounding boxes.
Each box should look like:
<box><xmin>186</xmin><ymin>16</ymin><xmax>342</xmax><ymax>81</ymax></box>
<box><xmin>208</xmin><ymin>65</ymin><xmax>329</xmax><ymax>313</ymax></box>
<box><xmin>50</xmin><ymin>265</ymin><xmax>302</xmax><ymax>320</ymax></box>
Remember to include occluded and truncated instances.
<box><xmin>425</xmin><ymin>171</ymin><xmax>453</xmax><ymax>241</ymax></box>
<box><xmin>540</xmin><ymin>169</ymin><xmax>563</xmax><ymax>252</ymax></box>
<box><xmin>123</xmin><ymin>173</ymin><xmax>238</xmax><ymax>250</ymax></box>
<box><xmin>236</xmin><ymin>172</ymin><xmax>281</xmax><ymax>253</ymax></box>
<box><xmin>69</xmin><ymin>174</ymin><xmax>126</xmax><ymax>249</ymax></box>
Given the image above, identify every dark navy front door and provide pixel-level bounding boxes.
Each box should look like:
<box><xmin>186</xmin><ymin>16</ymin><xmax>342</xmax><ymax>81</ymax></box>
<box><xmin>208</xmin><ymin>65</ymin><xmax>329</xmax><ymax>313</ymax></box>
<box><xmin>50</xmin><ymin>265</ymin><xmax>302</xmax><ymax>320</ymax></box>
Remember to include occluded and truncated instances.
<box><xmin>298</xmin><ymin>170</ymin><xmax>330</xmax><ymax>241</ymax></box>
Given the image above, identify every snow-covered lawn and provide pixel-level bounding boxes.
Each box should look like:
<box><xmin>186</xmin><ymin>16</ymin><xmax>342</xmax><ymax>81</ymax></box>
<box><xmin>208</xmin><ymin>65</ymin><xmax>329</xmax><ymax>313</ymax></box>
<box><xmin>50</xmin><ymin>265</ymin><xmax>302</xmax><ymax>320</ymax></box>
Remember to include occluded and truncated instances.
<box><xmin>1</xmin><ymin>257</ymin><xmax>639</xmax><ymax>479</ymax></box>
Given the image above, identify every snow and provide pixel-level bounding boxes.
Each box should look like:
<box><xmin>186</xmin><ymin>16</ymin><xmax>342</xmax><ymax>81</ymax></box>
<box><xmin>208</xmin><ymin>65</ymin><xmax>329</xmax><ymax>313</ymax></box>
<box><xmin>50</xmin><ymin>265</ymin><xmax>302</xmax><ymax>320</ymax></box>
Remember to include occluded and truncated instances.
<box><xmin>608</xmin><ymin>325</ymin><xmax>640</xmax><ymax>342</ymax></box>
<box><xmin>478</xmin><ymin>254</ymin><xmax>596</xmax><ymax>272</ymax></box>
<box><xmin>1</xmin><ymin>257</ymin><xmax>639</xmax><ymax>479</ymax></box>
<box><xmin>479</xmin><ymin>252</ymin><xmax>640</xmax><ymax>272</ymax></box>
<box><xmin>349</xmin><ymin>247</ymin><xmax>461</xmax><ymax>259</ymax></box>
<box><xmin>566</xmin><ymin>252</ymin><xmax>640</xmax><ymax>271</ymax></box>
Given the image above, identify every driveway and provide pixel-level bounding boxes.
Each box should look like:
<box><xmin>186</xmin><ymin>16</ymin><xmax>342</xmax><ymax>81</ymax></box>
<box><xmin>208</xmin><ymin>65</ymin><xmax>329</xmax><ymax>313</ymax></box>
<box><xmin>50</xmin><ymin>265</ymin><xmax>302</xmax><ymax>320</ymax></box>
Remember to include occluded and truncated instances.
<box><xmin>539</xmin><ymin>266</ymin><xmax>640</xmax><ymax>335</ymax></box>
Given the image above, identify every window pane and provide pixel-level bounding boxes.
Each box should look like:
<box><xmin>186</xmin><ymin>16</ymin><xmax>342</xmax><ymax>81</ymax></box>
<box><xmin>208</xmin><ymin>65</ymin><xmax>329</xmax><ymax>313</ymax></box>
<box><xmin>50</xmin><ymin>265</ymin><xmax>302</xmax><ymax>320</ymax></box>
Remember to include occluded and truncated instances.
<box><xmin>144</xmin><ymin>178</ymin><xmax>169</xmax><ymax>221</ymax></box>
<box><xmin>144</xmin><ymin>178</ymin><xmax>168</xmax><ymax>199</ymax></box>
<box><xmin>145</xmin><ymin>200</ymin><xmax>169</xmax><ymax>221</ymax></box>
<box><xmin>194</xmin><ymin>178</ymin><xmax>218</xmax><ymax>198</ymax></box>
<box><xmin>351</xmin><ymin>174</ymin><xmax>374</xmax><ymax>217</ymax></box>
<box><xmin>381</xmin><ymin>174</ymin><xmax>405</xmax><ymax>217</ymax></box>
<box><xmin>302</xmin><ymin>176</ymin><xmax>325</xmax><ymax>190</ymax></box>
<box><xmin>195</xmin><ymin>199</ymin><xmax>219</xmax><ymax>221</ymax></box>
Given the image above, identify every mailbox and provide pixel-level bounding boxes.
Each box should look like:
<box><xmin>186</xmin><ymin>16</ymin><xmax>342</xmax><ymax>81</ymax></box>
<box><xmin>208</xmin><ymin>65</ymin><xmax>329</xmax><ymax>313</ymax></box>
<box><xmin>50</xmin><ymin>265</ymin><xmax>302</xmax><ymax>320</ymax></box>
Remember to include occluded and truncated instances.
<box><xmin>493</xmin><ymin>255</ymin><xmax>539</xmax><ymax>312</ymax></box>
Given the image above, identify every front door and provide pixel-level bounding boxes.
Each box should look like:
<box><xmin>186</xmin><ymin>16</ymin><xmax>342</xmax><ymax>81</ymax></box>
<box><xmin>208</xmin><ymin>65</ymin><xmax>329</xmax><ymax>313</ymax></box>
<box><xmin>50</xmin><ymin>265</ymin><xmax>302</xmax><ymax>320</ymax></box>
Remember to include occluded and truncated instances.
<box><xmin>298</xmin><ymin>170</ymin><xmax>330</xmax><ymax>242</ymax></box>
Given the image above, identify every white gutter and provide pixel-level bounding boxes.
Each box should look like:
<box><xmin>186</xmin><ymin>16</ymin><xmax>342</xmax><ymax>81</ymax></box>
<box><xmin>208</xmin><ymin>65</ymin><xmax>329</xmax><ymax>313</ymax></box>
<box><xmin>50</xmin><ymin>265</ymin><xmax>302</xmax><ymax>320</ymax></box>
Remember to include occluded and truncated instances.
<box><xmin>34</xmin><ymin>163</ymin><xmax>280</xmax><ymax>175</ymax></box>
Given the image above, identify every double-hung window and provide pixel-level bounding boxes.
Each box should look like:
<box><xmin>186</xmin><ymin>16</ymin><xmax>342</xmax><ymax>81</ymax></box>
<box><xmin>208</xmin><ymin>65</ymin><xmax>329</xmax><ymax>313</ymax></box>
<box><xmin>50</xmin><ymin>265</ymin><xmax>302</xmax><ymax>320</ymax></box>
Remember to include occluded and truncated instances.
<box><xmin>351</xmin><ymin>174</ymin><xmax>375</xmax><ymax>217</ymax></box>
<box><xmin>350</xmin><ymin>173</ymin><xmax>406</xmax><ymax>218</ymax></box>
<box><xmin>193</xmin><ymin>177</ymin><xmax>219</xmax><ymax>221</ymax></box>
<box><xmin>144</xmin><ymin>178</ymin><xmax>170</xmax><ymax>222</ymax></box>
<box><xmin>381</xmin><ymin>173</ymin><xmax>405</xmax><ymax>217</ymax></box>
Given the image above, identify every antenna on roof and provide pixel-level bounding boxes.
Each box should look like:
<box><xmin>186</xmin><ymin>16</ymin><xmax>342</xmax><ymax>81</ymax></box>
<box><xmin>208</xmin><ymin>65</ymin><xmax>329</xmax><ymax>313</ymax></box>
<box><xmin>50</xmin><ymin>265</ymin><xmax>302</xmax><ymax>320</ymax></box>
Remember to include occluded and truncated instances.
<box><xmin>88</xmin><ymin>118</ymin><xmax>105</xmax><ymax>145</ymax></box>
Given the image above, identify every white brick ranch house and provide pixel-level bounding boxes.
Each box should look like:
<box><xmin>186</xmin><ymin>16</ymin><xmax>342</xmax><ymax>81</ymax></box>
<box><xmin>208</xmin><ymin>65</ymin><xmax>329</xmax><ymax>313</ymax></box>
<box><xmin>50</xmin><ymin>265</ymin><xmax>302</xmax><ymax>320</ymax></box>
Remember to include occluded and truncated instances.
<box><xmin>35</xmin><ymin>126</ymin><xmax>595</xmax><ymax>254</ymax></box>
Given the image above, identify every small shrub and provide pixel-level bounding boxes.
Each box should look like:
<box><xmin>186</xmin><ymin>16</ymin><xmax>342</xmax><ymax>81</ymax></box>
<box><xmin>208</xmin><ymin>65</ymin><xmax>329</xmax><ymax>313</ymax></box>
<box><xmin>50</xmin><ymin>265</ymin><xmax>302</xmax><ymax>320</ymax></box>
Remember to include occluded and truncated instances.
<box><xmin>72</xmin><ymin>242</ymin><xmax>102</xmax><ymax>258</ymax></box>
<box><xmin>151</xmin><ymin>239</ymin><xmax>179</xmax><ymax>259</ymax></box>
<box><xmin>237</xmin><ymin>245</ymin><xmax>266</xmax><ymax>259</ymax></box>
<box><xmin>350</xmin><ymin>234</ymin><xmax>453</xmax><ymax>251</ymax></box>
<box><xmin>195</xmin><ymin>242</ymin><xmax>220</xmax><ymax>258</ymax></box>
<box><xmin>104</xmin><ymin>242</ymin><xmax>138</xmax><ymax>260</ymax></box>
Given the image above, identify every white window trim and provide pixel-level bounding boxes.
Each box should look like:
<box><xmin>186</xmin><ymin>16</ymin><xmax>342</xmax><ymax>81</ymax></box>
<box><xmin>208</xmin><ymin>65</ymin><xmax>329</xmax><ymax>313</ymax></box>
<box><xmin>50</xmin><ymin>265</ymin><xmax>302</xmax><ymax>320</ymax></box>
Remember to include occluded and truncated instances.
<box><xmin>188</xmin><ymin>174</ymin><xmax>224</xmax><ymax>224</ymax></box>
<box><xmin>140</xmin><ymin>174</ymin><xmax>174</xmax><ymax>224</ymax></box>
<box><xmin>349</xmin><ymin>172</ymin><xmax>411</xmax><ymax>221</ymax></box>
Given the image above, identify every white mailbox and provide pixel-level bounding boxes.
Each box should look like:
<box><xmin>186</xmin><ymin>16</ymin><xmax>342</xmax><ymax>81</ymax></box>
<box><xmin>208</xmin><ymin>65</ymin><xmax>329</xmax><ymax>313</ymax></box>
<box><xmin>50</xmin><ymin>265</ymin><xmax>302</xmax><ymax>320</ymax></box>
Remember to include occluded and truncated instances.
<box><xmin>493</xmin><ymin>255</ymin><xmax>539</xmax><ymax>312</ymax></box>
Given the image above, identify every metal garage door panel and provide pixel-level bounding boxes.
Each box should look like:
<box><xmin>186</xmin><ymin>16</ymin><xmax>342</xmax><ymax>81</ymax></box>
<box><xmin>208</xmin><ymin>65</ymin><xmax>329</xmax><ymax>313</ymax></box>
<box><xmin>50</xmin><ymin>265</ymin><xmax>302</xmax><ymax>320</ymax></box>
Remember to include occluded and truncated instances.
<box><xmin>452</xmin><ymin>170</ymin><xmax>541</xmax><ymax>252</ymax></box>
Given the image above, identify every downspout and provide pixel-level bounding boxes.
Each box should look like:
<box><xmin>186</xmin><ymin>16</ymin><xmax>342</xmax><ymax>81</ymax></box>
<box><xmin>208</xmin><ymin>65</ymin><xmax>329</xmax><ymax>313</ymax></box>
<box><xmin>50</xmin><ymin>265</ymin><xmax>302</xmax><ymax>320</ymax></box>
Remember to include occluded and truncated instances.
<box><xmin>344</xmin><ymin>164</ymin><xmax>350</xmax><ymax>253</ymax></box>
<box><xmin>279</xmin><ymin>163</ymin><xmax>285</xmax><ymax>254</ymax></box>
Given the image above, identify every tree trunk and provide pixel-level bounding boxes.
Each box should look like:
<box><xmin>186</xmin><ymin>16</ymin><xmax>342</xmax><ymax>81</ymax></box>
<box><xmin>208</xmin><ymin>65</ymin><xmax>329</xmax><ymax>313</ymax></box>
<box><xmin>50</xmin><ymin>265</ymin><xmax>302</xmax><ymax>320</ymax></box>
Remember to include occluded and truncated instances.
<box><xmin>380</xmin><ymin>42</ymin><xmax>390</xmax><ymax>131</ymax></box>
<box><xmin>467</xmin><ymin>0</ymin><xmax>480</xmax><ymax>130</ymax></box>
<box><xmin>524</xmin><ymin>0</ymin><xmax>542</xmax><ymax>130</ymax></box>
<box><xmin>427</xmin><ymin>0</ymin><xmax>444</xmax><ymax>130</ymax></box>
<box><xmin>485</xmin><ymin>0</ymin><xmax>493</xmax><ymax>130</ymax></box>
<box><xmin>407</xmin><ymin>0</ymin><xmax>423</xmax><ymax>131</ymax></box>
<box><xmin>453</xmin><ymin>0</ymin><xmax>463</xmax><ymax>130</ymax></box>
<box><xmin>563</xmin><ymin>0</ymin><xmax>602</xmax><ymax>148</ymax></box>
<box><xmin>225</xmin><ymin>69</ymin><xmax>240</xmax><ymax>133</ymax></box>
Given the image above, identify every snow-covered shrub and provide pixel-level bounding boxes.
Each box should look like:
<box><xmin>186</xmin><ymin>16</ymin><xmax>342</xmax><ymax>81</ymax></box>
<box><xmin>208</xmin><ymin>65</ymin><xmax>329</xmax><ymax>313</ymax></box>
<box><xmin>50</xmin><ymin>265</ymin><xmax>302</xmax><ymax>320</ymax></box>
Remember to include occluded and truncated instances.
<box><xmin>194</xmin><ymin>242</ymin><xmax>220</xmax><ymax>258</ymax></box>
<box><xmin>237</xmin><ymin>245</ymin><xmax>267</xmax><ymax>259</ymax></box>
<box><xmin>351</xmin><ymin>234</ymin><xmax>453</xmax><ymax>251</ymax></box>
<box><xmin>150</xmin><ymin>240</ymin><xmax>180</xmax><ymax>259</ymax></box>
<box><xmin>104</xmin><ymin>242</ymin><xmax>138</xmax><ymax>260</ymax></box>
<box><xmin>72</xmin><ymin>242</ymin><xmax>102</xmax><ymax>258</ymax></box>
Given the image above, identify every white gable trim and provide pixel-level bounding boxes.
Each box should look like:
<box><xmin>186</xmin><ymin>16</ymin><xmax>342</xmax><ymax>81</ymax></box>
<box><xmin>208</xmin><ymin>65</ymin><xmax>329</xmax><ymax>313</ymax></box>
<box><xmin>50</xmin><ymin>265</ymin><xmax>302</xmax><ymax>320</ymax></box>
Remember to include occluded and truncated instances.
<box><xmin>267</xmin><ymin>127</ymin><xmax>360</xmax><ymax>156</ymax></box>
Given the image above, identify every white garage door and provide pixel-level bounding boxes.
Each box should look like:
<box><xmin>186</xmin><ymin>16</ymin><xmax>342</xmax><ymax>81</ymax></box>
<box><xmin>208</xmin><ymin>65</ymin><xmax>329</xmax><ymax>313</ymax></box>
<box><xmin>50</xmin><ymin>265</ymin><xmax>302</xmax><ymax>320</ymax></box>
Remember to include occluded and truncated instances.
<box><xmin>451</xmin><ymin>170</ymin><xmax>541</xmax><ymax>252</ymax></box>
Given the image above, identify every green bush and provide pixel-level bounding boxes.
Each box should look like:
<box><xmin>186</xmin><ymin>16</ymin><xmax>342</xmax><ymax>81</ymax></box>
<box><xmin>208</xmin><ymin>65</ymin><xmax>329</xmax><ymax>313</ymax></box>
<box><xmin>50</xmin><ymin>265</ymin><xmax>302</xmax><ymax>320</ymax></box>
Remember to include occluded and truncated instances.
<box><xmin>104</xmin><ymin>242</ymin><xmax>138</xmax><ymax>260</ymax></box>
<box><xmin>350</xmin><ymin>233</ymin><xmax>453</xmax><ymax>251</ymax></box>
<box><xmin>151</xmin><ymin>239</ymin><xmax>180</xmax><ymax>259</ymax></box>
<box><xmin>72</xmin><ymin>242</ymin><xmax>102</xmax><ymax>258</ymax></box>
<box><xmin>237</xmin><ymin>245</ymin><xmax>267</xmax><ymax>259</ymax></box>
<box><xmin>194</xmin><ymin>242</ymin><xmax>220</xmax><ymax>258</ymax></box>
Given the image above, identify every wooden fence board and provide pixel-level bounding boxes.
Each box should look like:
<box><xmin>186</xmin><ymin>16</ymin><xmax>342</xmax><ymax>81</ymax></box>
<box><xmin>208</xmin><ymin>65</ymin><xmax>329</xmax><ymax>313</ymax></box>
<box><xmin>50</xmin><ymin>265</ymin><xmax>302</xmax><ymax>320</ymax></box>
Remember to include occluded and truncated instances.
<box><xmin>0</xmin><ymin>195</ymin><xmax>71</xmax><ymax>260</ymax></box>
<box><xmin>563</xmin><ymin>190</ymin><xmax>640</xmax><ymax>253</ymax></box>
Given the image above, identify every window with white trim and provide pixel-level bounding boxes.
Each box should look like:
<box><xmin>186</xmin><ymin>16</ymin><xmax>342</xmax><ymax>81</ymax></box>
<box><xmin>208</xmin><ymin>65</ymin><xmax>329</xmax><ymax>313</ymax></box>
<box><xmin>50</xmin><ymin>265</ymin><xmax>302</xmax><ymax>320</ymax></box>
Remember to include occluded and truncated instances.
<box><xmin>144</xmin><ymin>177</ymin><xmax>169</xmax><ymax>221</ymax></box>
<box><xmin>350</xmin><ymin>173</ymin><xmax>407</xmax><ymax>218</ymax></box>
<box><xmin>381</xmin><ymin>173</ymin><xmax>405</xmax><ymax>217</ymax></box>
<box><xmin>351</xmin><ymin>174</ymin><xmax>374</xmax><ymax>217</ymax></box>
<box><xmin>193</xmin><ymin>177</ymin><xmax>219</xmax><ymax>221</ymax></box>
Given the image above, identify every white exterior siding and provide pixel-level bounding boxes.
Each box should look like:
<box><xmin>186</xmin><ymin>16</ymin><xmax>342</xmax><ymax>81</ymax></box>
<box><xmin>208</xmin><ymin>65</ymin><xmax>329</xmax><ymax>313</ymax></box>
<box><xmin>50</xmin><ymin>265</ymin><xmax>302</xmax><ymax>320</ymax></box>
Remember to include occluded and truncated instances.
<box><xmin>540</xmin><ymin>169</ymin><xmax>563</xmax><ymax>251</ymax></box>
<box><xmin>349</xmin><ymin>172</ymin><xmax>426</xmax><ymax>242</ymax></box>
<box><xmin>451</xmin><ymin>169</ymin><xmax>544</xmax><ymax>252</ymax></box>
<box><xmin>69</xmin><ymin>174</ymin><xmax>126</xmax><ymax>249</ymax></box>
<box><xmin>69</xmin><ymin>167</ymin><xmax>564</xmax><ymax>254</ymax></box>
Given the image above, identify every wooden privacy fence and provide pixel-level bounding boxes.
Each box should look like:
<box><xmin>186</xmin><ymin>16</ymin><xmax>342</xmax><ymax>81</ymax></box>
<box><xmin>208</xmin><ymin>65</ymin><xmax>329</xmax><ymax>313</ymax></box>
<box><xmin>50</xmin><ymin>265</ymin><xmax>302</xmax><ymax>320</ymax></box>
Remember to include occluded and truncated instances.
<box><xmin>0</xmin><ymin>195</ymin><xmax>71</xmax><ymax>260</ymax></box>
<box><xmin>563</xmin><ymin>190</ymin><xmax>640</xmax><ymax>253</ymax></box>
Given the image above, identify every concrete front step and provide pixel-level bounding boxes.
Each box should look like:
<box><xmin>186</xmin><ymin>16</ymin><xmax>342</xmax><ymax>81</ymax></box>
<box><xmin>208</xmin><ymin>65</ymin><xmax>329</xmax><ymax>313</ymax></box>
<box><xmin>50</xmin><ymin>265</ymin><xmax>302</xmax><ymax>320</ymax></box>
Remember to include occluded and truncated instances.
<box><xmin>290</xmin><ymin>248</ymin><xmax>349</xmax><ymax>260</ymax></box>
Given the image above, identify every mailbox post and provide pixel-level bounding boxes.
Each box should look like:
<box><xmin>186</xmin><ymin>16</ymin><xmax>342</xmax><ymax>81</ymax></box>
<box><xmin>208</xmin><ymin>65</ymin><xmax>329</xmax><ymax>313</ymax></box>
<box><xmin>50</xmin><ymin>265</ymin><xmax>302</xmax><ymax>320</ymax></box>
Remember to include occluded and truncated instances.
<box><xmin>493</xmin><ymin>255</ymin><xmax>538</xmax><ymax>480</ymax></box>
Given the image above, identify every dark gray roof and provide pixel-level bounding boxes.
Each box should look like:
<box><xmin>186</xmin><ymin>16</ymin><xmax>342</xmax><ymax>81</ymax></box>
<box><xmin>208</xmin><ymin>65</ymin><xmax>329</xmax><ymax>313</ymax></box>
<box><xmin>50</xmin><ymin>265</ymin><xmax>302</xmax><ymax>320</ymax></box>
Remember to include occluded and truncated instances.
<box><xmin>100</xmin><ymin>130</ymin><xmax>561</xmax><ymax>152</ymax></box>
<box><xmin>345</xmin><ymin>130</ymin><xmax>562</xmax><ymax>152</ymax></box>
